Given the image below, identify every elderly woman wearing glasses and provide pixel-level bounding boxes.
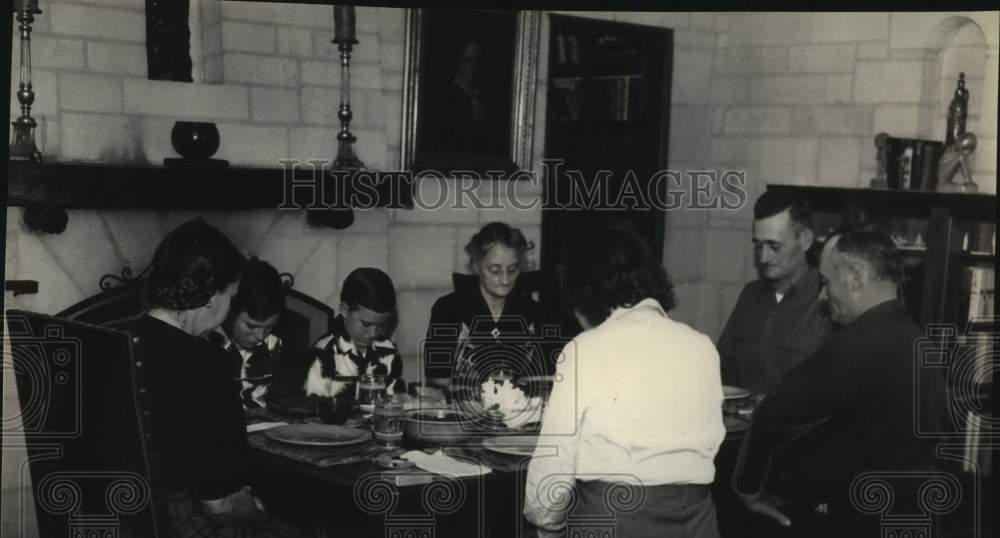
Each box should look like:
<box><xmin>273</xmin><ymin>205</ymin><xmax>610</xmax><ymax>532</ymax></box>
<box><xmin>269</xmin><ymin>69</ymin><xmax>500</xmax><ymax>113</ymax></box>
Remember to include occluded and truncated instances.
<box><xmin>423</xmin><ymin>222</ymin><xmax>549</xmax><ymax>393</ymax></box>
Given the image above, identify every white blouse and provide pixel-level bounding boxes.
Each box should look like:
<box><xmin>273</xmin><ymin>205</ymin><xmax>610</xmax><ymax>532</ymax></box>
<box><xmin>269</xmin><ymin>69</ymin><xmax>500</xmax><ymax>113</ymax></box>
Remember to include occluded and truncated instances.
<box><xmin>523</xmin><ymin>298</ymin><xmax>726</xmax><ymax>532</ymax></box>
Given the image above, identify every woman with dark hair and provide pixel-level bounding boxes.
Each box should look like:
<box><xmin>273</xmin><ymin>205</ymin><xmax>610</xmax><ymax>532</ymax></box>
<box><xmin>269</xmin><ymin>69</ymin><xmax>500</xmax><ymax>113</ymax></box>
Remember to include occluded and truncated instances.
<box><xmin>208</xmin><ymin>258</ymin><xmax>286</xmax><ymax>410</ymax></box>
<box><xmin>125</xmin><ymin>220</ymin><xmax>302</xmax><ymax>537</ymax></box>
<box><xmin>423</xmin><ymin>221</ymin><xmax>547</xmax><ymax>391</ymax></box>
<box><xmin>523</xmin><ymin>229</ymin><xmax>726</xmax><ymax>538</ymax></box>
<box><xmin>304</xmin><ymin>267</ymin><xmax>403</xmax><ymax>398</ymax></box>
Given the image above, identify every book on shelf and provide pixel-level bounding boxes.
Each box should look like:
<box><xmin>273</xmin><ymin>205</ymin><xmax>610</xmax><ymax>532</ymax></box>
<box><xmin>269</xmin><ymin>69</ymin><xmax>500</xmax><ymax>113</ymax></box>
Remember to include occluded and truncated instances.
<box><xmin>549</xmin><ymin>78</ymin><xmax>580</xmax><ymax>122</ymax></box>
<box><xmin>567</xmin><ymin>35</ymin><xmax>580</xmax><ymax>64</ymax></box>
<box><xmin>964</xmin><ymin>266</ymin><xmax>995</xmax><ymax>320</ymax></box>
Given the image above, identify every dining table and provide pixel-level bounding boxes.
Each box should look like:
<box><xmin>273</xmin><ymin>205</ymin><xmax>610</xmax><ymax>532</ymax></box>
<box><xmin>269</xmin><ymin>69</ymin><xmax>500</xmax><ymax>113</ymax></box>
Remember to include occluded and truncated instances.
<box><xmin>245</xmin><ymin>400</ymin><xmax>754</xmax><ymax>538</ymax></box>
<box><xmin>245</xmin><ymin>405</ymin><xmax>544</xmax><ymax>538</ymax></box>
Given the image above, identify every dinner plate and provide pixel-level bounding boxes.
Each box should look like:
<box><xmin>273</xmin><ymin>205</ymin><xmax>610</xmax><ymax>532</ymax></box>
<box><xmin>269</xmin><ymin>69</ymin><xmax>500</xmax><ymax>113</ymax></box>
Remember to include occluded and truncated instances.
<box><xmin>516</xmin><ymin>376</ymin><xmax>555</xmax><ymax>384</ymax></box>
<box><xmin>265</xmin><ymin>398</ymin><xmax>316</xmax><ymax>417</ymax></box>
<box><xmin>265</xmin><ymin>424</ymin><xmax>372</xmax><ymax>447</ymax></box>
<box><xmin>482</xmin><ymin>435</ymin><xmax>538</xmax><ymax>456</ymax></box>
<box><xmin>722</xmin><ymin>385</ymin><xmax>751</xmax><ymax>400</ymax></box>
<box><xmin>724</xmin><ymin>415</ymin><xmax>750</xmax><ymax>433</ymax></box>
<box><xmin>303</xmin><ymin>416</ymin><xmax>366</xmax><ymax>428</ymax></box>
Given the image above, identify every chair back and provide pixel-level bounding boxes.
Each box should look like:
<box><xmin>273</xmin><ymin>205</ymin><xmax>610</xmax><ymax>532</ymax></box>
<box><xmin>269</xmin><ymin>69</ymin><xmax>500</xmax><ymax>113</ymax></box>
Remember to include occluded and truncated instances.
<box><xmin>57</xmin><ymin>276</ymin><xmax>335</xmax><ymax>357</ymax></box>
<box><xmin>5</xmin><ymin>310</ymin><xmax>168</xmax><ymax>538</ymax></box>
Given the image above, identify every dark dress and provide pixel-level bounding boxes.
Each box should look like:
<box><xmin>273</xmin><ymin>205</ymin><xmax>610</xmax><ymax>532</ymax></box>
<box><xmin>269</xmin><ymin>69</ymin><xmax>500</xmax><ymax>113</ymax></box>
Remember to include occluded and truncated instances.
<box><xmin>124</xmin><ymin>316</ymin><xmax>303</xmax><ymax>537</ymax></box>
<box><xmin>126</xmin><ymin>315</ymin><xmax>248</xmax><ymax>500</ymax></box>
<box><xmin>424</xmin><ymin>274</ymin><xmax>552</xmax><ymax>384</ymax></box>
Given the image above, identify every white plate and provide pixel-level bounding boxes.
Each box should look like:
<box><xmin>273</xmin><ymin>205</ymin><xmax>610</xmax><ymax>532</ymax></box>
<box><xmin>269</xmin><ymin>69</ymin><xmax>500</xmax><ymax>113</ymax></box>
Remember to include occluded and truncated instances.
<box><xmin>517</xmin><ymin>376</ymin><xmax>555</xmax><ymax>383</ymax></box>
<box><xmin>265</xmin><ymin>424</ymin><xmax>371</xmax><ymax>447</ymax></box>
<box><xmin>482</xmin><ymin>435</ymin><xmax>538</xmax><ymax>456</ymax></box>
<box><xmin>303</xmin><ymin>416</ymin><xmax>366</xmax><ymax>428</ymax></box>
<box><xmin>723</xmin><ymin>385</ymin><xmax>751</xmax><ymax>400</ymax></box>
<box><xmin>724</xmin><ymin>415</ymin><xmax>750</xmax><ymax>433</ymax></box>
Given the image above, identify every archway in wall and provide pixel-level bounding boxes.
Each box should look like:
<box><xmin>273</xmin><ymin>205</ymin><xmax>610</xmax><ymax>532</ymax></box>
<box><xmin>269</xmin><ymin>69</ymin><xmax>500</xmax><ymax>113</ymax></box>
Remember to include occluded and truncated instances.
<box><xmin>917</xmin><ymin>16</ymin><xmax>995</xmax><ymax>193</ymax></box>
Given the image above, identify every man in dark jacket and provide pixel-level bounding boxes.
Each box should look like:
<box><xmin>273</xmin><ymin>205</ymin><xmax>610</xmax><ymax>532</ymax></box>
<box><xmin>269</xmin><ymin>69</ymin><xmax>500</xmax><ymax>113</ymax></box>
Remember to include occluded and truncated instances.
<box><xmin>735</xmin><ymin>224</ymin><xmax>945</xmax><ymax>537</ymax></box>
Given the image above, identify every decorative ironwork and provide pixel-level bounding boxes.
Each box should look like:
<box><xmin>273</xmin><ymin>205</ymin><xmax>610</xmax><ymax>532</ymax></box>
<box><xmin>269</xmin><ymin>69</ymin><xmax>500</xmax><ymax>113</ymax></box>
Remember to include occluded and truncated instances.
<box><xmin>279</xmin><ymin>272</ymin><xmax>295</xmax><ymax>289</ymax></box>
<box><xmin>99</xmin><ymin>265</ymin><xmax>152</xmax><ymax>290</ymax></box>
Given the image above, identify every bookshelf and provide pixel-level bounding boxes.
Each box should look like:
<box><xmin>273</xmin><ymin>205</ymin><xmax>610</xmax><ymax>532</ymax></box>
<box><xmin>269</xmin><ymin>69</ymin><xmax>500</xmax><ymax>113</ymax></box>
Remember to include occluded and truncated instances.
<box><xmin>766</xmin><ymin>185</ymin><xmax>995</xmax><ymax>327</ymax></box>
<box><xmin>540</xmin><ymin>15</ymin><xmax>672</xmax><ymax>335</ymax></box>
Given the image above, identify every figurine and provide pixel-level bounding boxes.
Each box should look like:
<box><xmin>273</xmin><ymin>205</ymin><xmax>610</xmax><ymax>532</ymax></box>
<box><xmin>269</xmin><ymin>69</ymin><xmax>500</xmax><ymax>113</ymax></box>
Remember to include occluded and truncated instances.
<box><xmin>937</xmin><ymin>132</ymin><xmax>978</xmax><ymax>192</ymax></box>
<box><xmin>937</xmin><ymin>73</ymin><xmax>978</xmax><ymax>193</ymax></box>
<box><xmin>870</xmin><ymin>132</ymin><xmax>890</xmax><ymax>188</ymax></box>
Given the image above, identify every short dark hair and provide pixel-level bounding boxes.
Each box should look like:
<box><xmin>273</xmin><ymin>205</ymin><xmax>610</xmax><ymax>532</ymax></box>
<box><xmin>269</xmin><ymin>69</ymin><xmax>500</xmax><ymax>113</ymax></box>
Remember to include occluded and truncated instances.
<box><xmin>146</xmin><ymin>220</ymin><xmax>245</xmax><ymax>310</ymax></box>
<box><xmin>754</xmin><ymin>190</ymin><xmax>812</xmax><ymax>232</ymax></box>
<box><xmin>341</xmin><ymin>268</ymin><xmax>397</xmax><ymax>313</ymax></box>
<box><xmin>564</xmin><ymin>229</ymin><xmax>676</xmax><ymax>327</ymax></box>
<box><xmin>231</xmin><ymin>258</ymin><xmax>285</xmax><ymax>320</ymax></box>
<box><xmin>465</xmin><ymin>221</ymin><xmax>533</xmax><ymax>268</ymax></box>
<box><xmin>828</xmin><ymin>224</ymin><xmax>903</xmax><ymax>285</ymax></box>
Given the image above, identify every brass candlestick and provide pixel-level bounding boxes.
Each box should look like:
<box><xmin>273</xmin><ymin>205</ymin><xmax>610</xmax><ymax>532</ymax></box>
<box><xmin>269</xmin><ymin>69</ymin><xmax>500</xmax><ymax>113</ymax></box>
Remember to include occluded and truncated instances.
<box><xmin>332</xmin><ymin>5</ymin><xmax>363</xmax><ymax>171</ymax></box>
<box><xmin>10</xmin><ymin>0</ymin><xmax>43</xmax><ymax>162</ymax></box>
<box><xmin>307</xmin><ymin>5</ymin><xmax>360</xmax><ymax>230</ymax></box>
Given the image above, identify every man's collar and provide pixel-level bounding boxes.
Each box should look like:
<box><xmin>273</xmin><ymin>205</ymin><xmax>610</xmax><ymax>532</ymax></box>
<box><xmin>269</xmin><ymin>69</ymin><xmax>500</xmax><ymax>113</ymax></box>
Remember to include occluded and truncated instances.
<box><xmin>771</xmin><ymin>265</ymin><xmax>821</xmax><ymax>300</ymax></box>
<box><xmin>847</xmin><ymin>298</ymin><xmax>905</xmax><ymax>328</ymax></box>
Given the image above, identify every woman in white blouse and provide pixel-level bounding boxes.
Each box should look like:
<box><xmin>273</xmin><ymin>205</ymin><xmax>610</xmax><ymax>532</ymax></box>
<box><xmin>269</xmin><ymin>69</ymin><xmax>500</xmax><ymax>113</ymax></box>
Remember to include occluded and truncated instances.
<box><xmin>524</xmin><ymin>228</ymin><xmax>726</xmax><ymax>538</ymax></box>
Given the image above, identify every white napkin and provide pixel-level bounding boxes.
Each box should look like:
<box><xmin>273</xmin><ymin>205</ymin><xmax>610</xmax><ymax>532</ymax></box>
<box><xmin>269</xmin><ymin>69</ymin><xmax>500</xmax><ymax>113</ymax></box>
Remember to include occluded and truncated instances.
<box><xmin>400</xmin><ymin>450</ymin><xmax>492</xmax><ymax>477</ymax></box>
<box><xmin>246</xmin><ymin>421</ymin><xmax>288</xmax><ymax>433</ymax></box>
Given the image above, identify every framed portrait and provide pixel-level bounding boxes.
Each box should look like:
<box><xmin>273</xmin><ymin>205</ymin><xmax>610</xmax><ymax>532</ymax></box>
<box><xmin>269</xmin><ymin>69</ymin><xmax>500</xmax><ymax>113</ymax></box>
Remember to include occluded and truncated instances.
<box><xmin>400</xmin><ymin>9</ymin><xmax>540</xmax><ymax>176</ymax></box>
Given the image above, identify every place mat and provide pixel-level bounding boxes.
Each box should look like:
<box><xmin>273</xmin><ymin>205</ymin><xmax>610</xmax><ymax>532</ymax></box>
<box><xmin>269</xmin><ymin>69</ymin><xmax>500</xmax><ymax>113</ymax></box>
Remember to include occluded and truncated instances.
<box><xmin>248</xmin><ymin>431</ymin><xmax>398</xmax><ymax>467</ymax></box>
<box><xmin>443</xmin><ymin>447</ymin><xmax>531</xmax><ymax>473</ymax></box>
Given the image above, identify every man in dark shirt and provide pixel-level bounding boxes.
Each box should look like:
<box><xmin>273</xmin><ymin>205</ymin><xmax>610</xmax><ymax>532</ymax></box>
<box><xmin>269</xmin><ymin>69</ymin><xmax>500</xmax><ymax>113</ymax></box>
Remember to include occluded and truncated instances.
<box><xmin>735</xmin><ymin>225</ymin><xmax>944</xmax><ymax>537</ymax></box>
<box><xmin>718</xmin><ymin>191</ymin><xmax>831</xmax><ymax>395</ymax></box>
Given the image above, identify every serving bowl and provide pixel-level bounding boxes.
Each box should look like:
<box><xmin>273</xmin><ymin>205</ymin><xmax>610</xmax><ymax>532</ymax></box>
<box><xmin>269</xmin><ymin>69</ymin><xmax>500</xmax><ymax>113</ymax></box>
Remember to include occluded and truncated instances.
<box><xmin>403</xmin><ymin>407</ymin><xmax>478</xmax><ymax>446</ymax></box>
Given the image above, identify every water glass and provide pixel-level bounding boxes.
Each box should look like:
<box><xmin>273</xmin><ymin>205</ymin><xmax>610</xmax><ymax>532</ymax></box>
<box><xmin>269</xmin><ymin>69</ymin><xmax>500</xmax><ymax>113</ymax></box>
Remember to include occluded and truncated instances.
<box><xmin>358</xmin><ymin>374</ymin><xmax>386</xmax><ymax>413</ymax></box>
<box><xmin>373</xmin><ymin>399</ymin><xmax>404</xmax><ymax>448</ymax></box>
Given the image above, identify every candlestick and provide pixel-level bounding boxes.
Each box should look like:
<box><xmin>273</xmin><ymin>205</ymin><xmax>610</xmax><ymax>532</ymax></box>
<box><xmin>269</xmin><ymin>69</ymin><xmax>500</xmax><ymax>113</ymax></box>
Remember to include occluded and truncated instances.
<box><xmin>10</xmin><ymin>0</ymin><xmax>43</xmax><ymax>162</ymax></box>
<box><xmin>333</xmin><ymin>5</ymin><xmax>357</xmax><ymax>45</ymax></box>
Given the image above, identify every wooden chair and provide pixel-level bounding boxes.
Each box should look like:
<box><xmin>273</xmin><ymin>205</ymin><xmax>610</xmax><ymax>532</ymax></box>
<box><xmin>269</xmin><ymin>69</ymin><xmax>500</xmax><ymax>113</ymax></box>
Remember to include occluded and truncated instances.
<box><xmin>56</xmin><ymin>274</ymin><xmax>335</xmax><ymax>356</ymax></box>
<box><xmin>6</xmin><ymin>310</ymin><xmax>168</xmax><ymax>538</ymax></box>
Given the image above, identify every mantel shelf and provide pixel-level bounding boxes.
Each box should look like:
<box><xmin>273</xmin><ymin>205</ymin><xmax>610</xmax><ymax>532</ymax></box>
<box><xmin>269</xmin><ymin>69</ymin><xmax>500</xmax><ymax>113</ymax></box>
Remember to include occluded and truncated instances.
<box><xmin>6</xmin><ymin>161</ymin><xmax>412</xmax><ymax>210</ymax></box>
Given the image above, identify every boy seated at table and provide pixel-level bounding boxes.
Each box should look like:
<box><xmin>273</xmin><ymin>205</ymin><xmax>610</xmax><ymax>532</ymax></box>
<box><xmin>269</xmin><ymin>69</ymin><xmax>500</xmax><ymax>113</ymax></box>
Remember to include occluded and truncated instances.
<box><xmin>304</xmin><ymin>267</ymin><xmax>404</xmax><ymax>398</ymax></box>
<box><xmin>207</xmin><ymin>257</ymin><xmax>285</xmax><ymax>410</ymax></box>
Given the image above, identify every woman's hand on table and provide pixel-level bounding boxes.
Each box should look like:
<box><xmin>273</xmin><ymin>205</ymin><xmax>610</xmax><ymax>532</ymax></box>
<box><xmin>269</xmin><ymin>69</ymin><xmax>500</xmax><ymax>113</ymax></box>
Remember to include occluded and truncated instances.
<box><xmin>737</xmin><ymin>491</ymin><xmax>791</xmax><ymax>527</ymax></box>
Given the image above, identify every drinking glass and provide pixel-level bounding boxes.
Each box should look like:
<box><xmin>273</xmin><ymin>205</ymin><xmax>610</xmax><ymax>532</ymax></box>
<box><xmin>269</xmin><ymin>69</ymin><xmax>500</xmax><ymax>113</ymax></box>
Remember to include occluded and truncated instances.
<box><xmin>373</xmin><ymin>399</ymin><xmax>404</xmax><ymax>448</ymax></box>
<box><xmin>358</xmin><ymin>374</ymin><xmax>386</xmax><ymax>413</ymax></box>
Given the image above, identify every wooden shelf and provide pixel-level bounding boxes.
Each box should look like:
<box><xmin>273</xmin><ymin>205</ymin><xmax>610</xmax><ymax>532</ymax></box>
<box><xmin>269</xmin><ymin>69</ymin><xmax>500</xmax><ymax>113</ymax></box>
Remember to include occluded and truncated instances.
<box><xmin>6</xmin><ymin>161</ymin><xmax>412</xmax><ymax>210</ymax></box>
<box><xmin>767</xmin><ymin>185</ymin><xmax>997</xmax><ymax>221</ymax></box>
<box><xmin>953</xmin><ymin>252</ymin><xmax>996</xmax><ymax>264</ymax></box>
<box><xmin>768</xmin><ymin>183</ymin><xmax>996</xmax><ymax>326</ymax></box>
